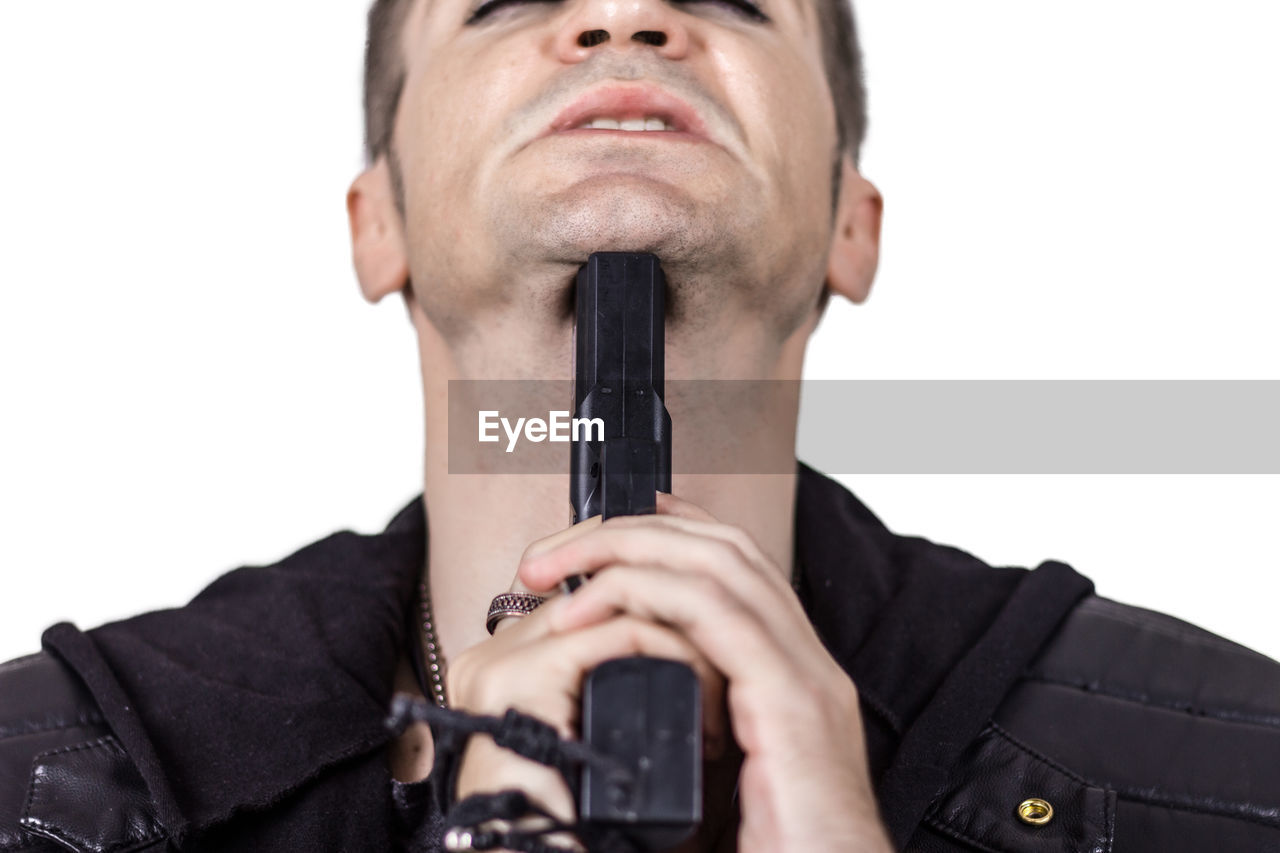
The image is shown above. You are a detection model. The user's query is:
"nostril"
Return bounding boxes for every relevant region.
[633,31,666,46]
[578,29,609,47]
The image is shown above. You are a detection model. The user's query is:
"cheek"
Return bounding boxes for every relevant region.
[716,41,838,311]
[400,47,536,226]
[770,55,837,200]
[395,71,486,255]
[712,40,835,199]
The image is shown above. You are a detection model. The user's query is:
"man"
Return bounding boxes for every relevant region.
[2,1,1278,852]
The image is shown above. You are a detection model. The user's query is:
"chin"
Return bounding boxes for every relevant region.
[527,178,750,274]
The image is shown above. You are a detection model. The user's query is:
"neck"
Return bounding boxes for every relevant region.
[411,288,817,664]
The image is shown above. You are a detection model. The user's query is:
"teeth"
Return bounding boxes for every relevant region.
[582,116,674,131]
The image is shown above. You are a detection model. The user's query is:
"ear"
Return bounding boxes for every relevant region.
[347,157,410,303]
[825,153,883,305]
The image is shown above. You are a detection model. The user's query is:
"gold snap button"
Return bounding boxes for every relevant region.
[1017,797,1054,826]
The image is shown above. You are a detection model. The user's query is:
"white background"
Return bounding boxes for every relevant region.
[1,2,1278,663]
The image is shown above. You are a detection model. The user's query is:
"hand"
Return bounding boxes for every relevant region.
[445,524,727,842]
[519,492,894,853]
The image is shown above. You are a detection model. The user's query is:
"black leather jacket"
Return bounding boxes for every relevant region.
[3,471,1279,852]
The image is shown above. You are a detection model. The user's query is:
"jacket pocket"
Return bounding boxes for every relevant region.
[921,723,1114,853]
[20,734,165,853]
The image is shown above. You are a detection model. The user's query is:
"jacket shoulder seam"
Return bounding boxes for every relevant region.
[1110,785,1280,831]
[0,655,45,677]
[0,711,107,744]
[1022,673,1280,730]
[1082,597,1271,660]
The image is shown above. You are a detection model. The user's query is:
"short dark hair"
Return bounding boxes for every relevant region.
[362,0,868,168]
[363,0,413,162]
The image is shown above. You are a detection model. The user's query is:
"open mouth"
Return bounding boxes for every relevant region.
[542,84,715,146]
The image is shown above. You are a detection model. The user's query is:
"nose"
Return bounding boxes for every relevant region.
[553,0,691,63]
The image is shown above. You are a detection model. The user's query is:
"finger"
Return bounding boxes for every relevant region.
[520,524,743,589]
[519,524,792,622]
[517,492,720,576]
[587,514,781,589]
[492,580,561,636]
[505,575,544,596]
[655,491,719,522]
[491,607,540,636]
[520,514,604,563]
[549,565,804,694]
[494,522,593,633]
[445,598,575,724]
[483,594,574,644]
[586,515,802,610]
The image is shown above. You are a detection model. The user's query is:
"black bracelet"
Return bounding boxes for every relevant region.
[385,694,643,853]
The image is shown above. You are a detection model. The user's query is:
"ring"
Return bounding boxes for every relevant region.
[486,592,547,635]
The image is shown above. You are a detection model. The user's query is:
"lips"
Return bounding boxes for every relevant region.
[541,83,714,144]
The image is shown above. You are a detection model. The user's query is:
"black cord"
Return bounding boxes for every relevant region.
[385,694,642,852]
[387,695,632,781]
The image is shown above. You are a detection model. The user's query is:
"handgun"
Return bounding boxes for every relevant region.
[566,253,701,851]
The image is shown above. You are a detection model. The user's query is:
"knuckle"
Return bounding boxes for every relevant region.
[605,614,667,653]
[806,669,858,716]
[707,538,748,571]
[448,644,479,678]
[724,526,765,563]
[447,644,512,710]
[693,572,735,611]
[618,617,650,653]
[797,677,827,706]
[444,647,480,702]
[589,564,632,595]
[519,541,541,564]
[832,673,863,714]
[610,563,643,585]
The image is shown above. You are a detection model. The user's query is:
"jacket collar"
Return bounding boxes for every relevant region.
[44,497,425,841]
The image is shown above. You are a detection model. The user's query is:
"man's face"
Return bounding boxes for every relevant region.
[388,0,841,344]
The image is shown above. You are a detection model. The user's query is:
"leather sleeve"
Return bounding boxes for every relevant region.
[912,595,1280,852]
[0,651,164,853]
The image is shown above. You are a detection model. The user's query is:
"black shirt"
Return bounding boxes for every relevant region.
[38,462,1092,850]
